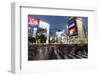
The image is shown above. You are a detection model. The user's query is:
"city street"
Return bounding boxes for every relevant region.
[28,16,88,61]
[28,44,88,60]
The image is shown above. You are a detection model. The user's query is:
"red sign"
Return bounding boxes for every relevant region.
[28,17,39,26]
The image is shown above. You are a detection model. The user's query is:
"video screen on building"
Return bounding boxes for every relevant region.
[68,22,78,36]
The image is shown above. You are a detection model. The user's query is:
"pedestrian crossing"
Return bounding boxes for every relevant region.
[50,49,88,59]
[28,44,88,60]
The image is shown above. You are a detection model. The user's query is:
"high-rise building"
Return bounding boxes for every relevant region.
[28,17,50,44]
[67,17,87,44]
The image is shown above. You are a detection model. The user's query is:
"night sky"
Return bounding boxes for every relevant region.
[28,15,88,35]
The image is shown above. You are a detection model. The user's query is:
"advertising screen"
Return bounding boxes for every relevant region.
[68,22,78,36]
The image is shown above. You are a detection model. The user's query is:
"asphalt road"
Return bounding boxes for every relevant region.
[28,44,88,60]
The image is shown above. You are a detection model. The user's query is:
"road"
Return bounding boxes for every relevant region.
[28,44,88,60]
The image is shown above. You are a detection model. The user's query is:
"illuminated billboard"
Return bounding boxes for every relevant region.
[28,17,39,28]
[68,21,78,36]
